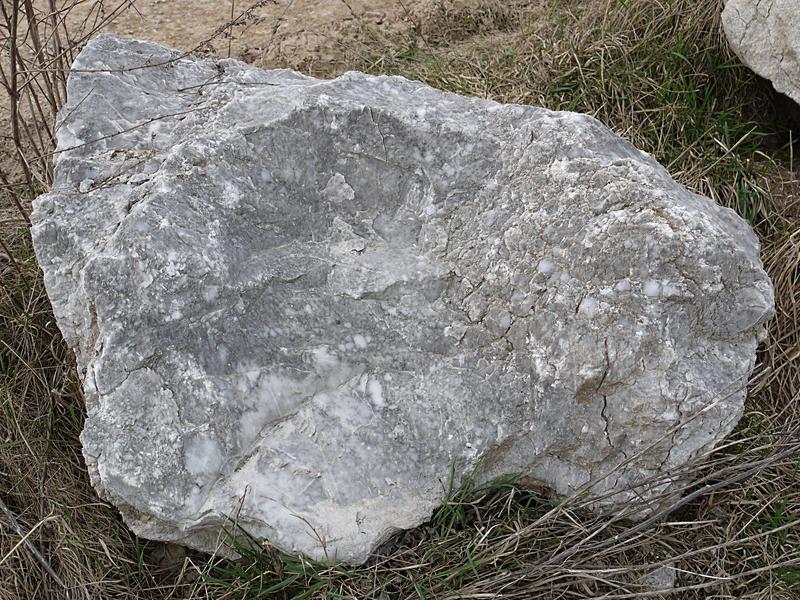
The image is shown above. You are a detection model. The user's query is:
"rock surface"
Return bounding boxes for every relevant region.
[32,34,774,564]
[722,0,800,105]
[641,564,677,592]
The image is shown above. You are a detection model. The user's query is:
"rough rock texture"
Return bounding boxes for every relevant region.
[32,34,774,564]
[641,564,677,592]
[722,0,800,105]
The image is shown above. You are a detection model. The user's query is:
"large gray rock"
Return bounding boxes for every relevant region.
[31,34,773,564]
[722,0,800,105]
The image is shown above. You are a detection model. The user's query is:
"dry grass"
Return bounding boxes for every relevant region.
[1,0,799,598]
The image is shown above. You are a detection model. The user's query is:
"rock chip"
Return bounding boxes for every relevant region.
[641,563,677,592]
[722,0,800,105]
[31,34,774,564]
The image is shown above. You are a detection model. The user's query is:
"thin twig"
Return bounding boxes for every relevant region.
[0,498,66,589]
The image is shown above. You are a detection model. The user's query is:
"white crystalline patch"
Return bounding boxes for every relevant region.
[643,280,661,297]
[367,377,384,408]
[660,280,683,297]
[313,346,338,367]
[57,125,83,150]
[185,436,223,476]
[163,250,183,277]
[222,180,242,208]
[537,259,556,274]
[323,173,356,202]
[204,285,219,301]
[353,334,368,349]
[615,279,631,292]
[578,296,599,318]
[548,158,572,178]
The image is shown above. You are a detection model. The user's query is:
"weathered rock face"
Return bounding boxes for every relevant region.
[722,0,800,106]
[32,34,773,564]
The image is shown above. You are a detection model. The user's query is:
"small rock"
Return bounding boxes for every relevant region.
[641,564,677,592]
[722,0,800,106]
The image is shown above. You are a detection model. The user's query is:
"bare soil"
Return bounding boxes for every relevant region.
[76,0,422,77]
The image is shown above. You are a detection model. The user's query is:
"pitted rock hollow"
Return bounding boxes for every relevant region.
[31,34,774,564]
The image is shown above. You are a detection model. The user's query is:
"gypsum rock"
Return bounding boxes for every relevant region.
[722,0,800,106]
[31,34,774,564]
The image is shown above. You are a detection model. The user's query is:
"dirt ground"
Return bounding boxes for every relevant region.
[72,0,431,76]
[99,0,520,74]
